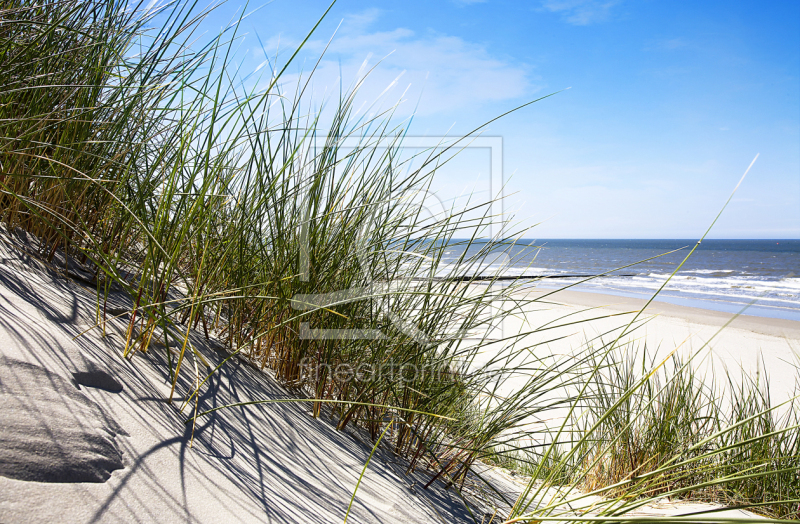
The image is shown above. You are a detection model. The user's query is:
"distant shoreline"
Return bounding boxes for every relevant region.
[518,286,800,339]
[443,238,800,322]
[531,282,800,323]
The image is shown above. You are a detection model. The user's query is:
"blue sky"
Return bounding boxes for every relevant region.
[212,0,798,238]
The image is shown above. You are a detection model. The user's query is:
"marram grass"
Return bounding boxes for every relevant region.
[492,348,800,520]
[1,1,798,522]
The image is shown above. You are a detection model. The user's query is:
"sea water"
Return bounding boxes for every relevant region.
[439,239,800,321]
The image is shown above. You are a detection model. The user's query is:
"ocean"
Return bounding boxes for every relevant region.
[439,239,800,321]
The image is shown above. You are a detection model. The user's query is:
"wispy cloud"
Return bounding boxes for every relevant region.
[541,0,622,25]
[257,10,533,117]
[340,8,382,32]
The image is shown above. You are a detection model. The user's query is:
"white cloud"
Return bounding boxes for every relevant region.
[541,0,622,25]
[256,10,533,118]
[339,8,382,32]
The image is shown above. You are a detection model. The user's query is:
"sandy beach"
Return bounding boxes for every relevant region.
[0,232,782,522]
[3,0,798,520]
[494,287,800,402]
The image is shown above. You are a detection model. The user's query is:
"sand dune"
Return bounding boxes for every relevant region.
[0,230,786,522]
[0,232,486,523]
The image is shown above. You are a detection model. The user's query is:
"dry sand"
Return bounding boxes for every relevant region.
[496,287,800,401]
[0,228,788,522]
[0,231,490,524]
